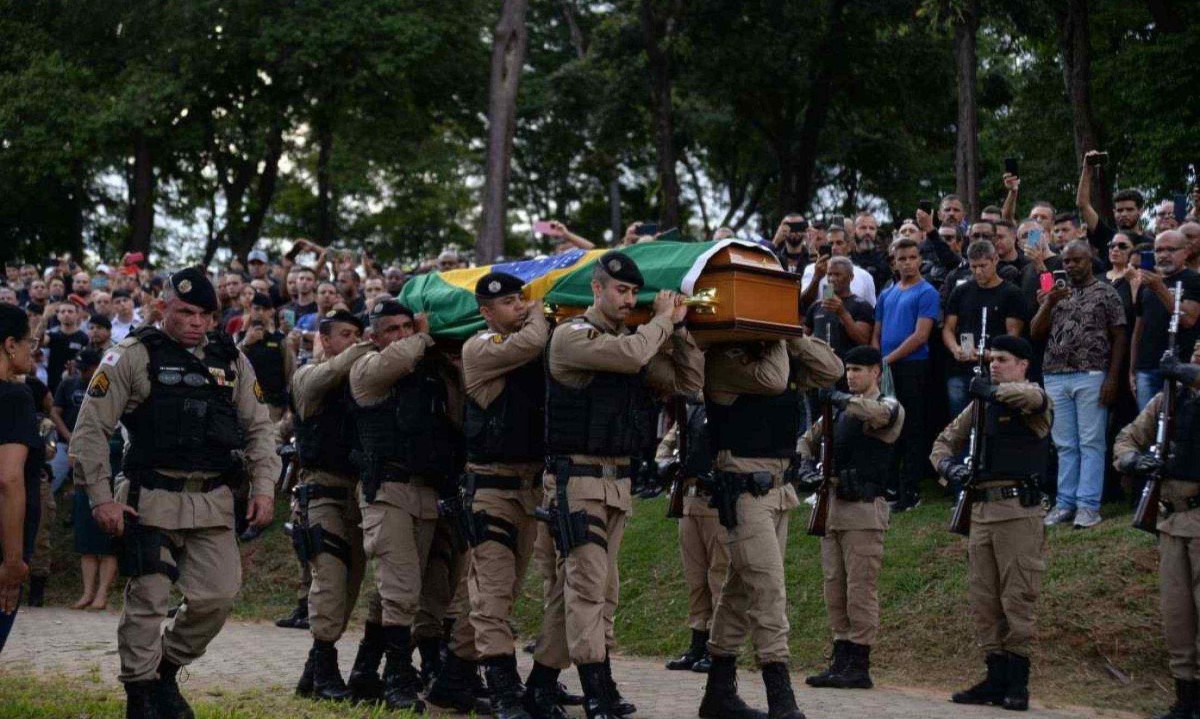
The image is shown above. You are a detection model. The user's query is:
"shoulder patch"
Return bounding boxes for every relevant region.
[100,349,122,367]
[491,333,507,344]
[253,379,265,403]
[87,371,110,398]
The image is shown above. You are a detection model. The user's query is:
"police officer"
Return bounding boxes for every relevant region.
[237,292,295,422]
[349,299,462,713]
[543,250,704,719]
[288,309,383,701]
[698,335,842,719]
[797,345,903,690]
[658,398,728,674]
[930,334,1050,712]
[1114,349,1200,719]
[70,268,280,719]
[431,272,548,719]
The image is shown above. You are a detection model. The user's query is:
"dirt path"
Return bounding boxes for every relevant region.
[2,607,1132,718]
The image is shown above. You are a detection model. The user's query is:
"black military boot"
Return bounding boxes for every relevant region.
[27,576,46,607]
[347,621,385,702]
[577,662,618,719]
[761,662,805,719]
[1154,679,1200,719]
[523,661,571,719]
[699,654,767,719]
[804,640,850,687]
[427,651,480,712]
[485,655,533,719]
[416,635,443,688]
[310,640,351,701]
[274,598,309,629]
[692,648,713,673]
[666,629,708,670]
[825,642,873,689]
[603,653,636,715]
[155,659,195,719]
[124,680,161,719]
[382,625,426,713]
[295,649,315,697]
[1001,652,1030,711]
[951,652,1008,705]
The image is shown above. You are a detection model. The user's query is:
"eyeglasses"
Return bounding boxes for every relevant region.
[1107,242,1132,250]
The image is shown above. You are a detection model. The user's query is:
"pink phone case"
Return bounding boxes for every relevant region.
[1039,272,1054,293]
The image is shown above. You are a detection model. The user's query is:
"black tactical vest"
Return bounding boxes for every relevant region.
[545,320,653,457]
[354,358,461,480]
[241,330,288,406]
[121,328,246,473]
[294,382,356,474]
[706,355,804,459]
[680,400,714,477]
[465,355,545,464]
[832,406,894,489]
[981,399,1049,480]
[1167,388,1200,482]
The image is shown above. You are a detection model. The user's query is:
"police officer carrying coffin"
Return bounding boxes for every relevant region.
[930,335,1051,712]
[1114,349,1200,719]
[349,299,462,713]
[288,309,385,702]
[69,268,280,719]
[796,345,903,691]
[542,250,704,719]
[699,335,842,719]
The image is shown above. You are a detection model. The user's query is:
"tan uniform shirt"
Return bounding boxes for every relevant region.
[70,332,280,530]
[798,388,904,531]
[291,340,374,488]
[547,306,705,509]
[1114,389,1200,536]
[930,381,1052,524]
[462,310,549,493]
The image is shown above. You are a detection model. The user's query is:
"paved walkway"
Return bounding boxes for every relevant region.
[2,607,1130,718]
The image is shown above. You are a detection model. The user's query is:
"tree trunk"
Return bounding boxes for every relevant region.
[315,114,336,247]
[478,0,530,265]
[1056,0,1110,220]
[235,124,286,259]
[127,132,155,254]
[639,0,682,230]
[953,0,981,221]
[791,0,848,215]
[609,177,622,243]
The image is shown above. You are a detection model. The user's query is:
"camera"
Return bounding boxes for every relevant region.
[1052,269,1067,289]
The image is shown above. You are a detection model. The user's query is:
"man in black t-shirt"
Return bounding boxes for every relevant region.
[1130,230,1200,409]
[805,257,874,360]
[1077,152,1155,261]
[41,302,89,393]
[941,241,1027,418]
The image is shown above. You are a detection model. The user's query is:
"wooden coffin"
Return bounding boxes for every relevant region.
[553,244,803,344]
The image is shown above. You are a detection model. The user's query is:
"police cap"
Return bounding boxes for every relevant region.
[250,292,273,309]
[474,272,524,302]
[990,334,1032,361]
[370,299,415,321]
[596,251,644,287]
[843,345,882,367]
[320,309,365,332]
[167,267,219,312]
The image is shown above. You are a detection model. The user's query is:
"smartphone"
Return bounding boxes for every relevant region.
[786,220,808,233]
[280,308,296,327]
[918,199,933,215]
[533,220,558,236]
[1004,157,1019,175]
[635,222,658,237]
[821,283,835,301]
[818,243,833,257]
[1026,228,1043,248]
[959,332,975,353]
[1174,193,1188,223]
[1039,272,1054,294]
[1139,249,1156,271]
[1086,152,1108,167]
[1052,269,1068,288]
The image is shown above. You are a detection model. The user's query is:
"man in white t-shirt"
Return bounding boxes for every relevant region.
[800,226,878,308]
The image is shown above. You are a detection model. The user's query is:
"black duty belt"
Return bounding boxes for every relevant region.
[716,470,782,495]
[1161,495,1200,517]
[974,486,1021,503]
[131,472,235,493]
[300,484,351,501]
[463,473,531,491]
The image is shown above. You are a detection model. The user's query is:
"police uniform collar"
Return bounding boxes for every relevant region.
[583,306,623,335]
[858,387,882,401]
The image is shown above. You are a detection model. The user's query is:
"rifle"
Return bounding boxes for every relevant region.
[950,306,989,536]
[665,396,687,519]
[1133,281,1183,534]
[806,394,834,537]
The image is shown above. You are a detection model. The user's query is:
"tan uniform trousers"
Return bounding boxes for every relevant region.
[465,486,540,658]
[968,515,1046,657]
[288,496,313,601]
[361,489,439,628]
[302,471,368,643]
[708,485,795,665]
[533,521,570,669]
[820,529,884,645]
[31,478,55,577]
[1159,529,1200,679]
[414,516,467,641]
[117,526,240,682]
[680,496,728,632]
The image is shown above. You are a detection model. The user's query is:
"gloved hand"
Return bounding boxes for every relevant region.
[968,376,995,401]
[1118,451,1162,478]
[787,458,821,490]
[1161,354,1200,386]
[938,457,972,486]
[818,388,852,409]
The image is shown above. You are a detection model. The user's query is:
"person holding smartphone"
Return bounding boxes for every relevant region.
[1077,150,1154,258]
[772,214,810,274]
[1128,230,1200,410]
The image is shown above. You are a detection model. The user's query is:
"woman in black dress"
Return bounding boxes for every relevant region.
[0,303,41,652]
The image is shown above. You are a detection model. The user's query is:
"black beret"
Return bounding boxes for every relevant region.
[596,250,644,287]
[990,334,1032,361]
[250,292,273,309]
[843,345,882,367]
[370,299,415,321]
[88,314,111,329]
[475,271,524,301]
[168,267,219,312]
[320,309,365,332]
[76,348,102,368]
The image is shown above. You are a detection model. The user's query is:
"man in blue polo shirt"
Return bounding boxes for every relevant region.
[872,237,941,511]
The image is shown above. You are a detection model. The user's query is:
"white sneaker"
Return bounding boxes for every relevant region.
[1043,507,1076,526]
[1073,508,1102,529]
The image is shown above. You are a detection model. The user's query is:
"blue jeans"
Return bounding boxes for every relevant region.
[1136,369,1164,411]
[947,374,971,421]
[1045,372,1109,512]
